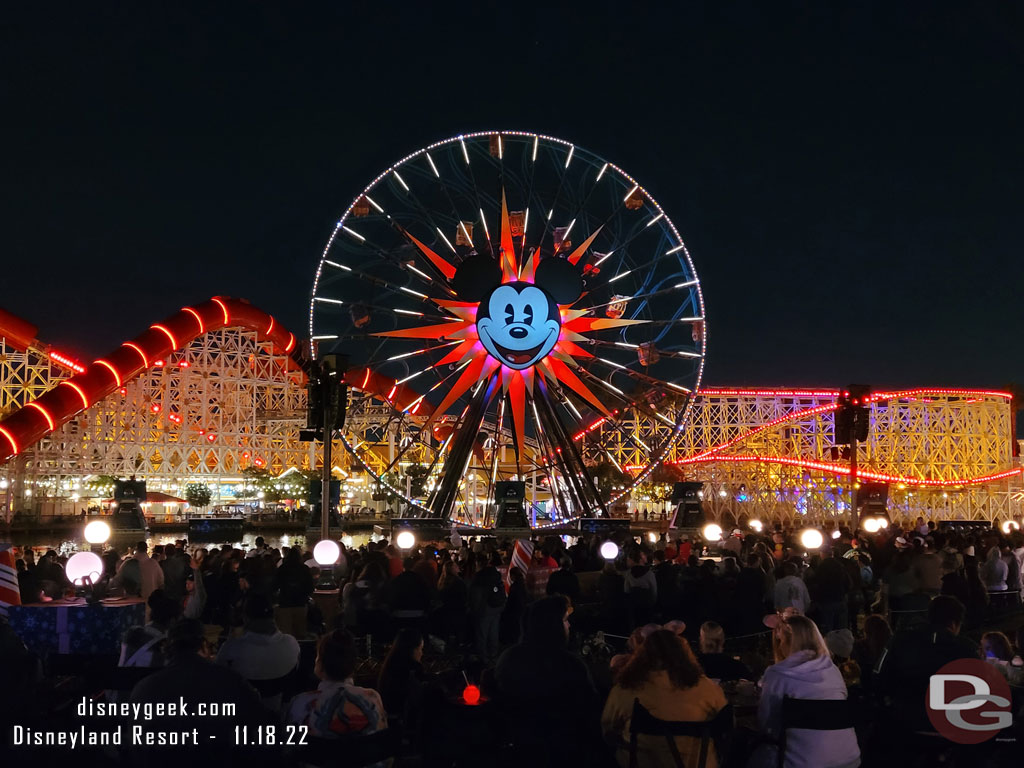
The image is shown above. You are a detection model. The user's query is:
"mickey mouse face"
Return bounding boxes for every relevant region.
[451,251,584,370]
[476,283,561,370]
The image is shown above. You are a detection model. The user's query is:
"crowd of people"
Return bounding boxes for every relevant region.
[4,519,1024,766]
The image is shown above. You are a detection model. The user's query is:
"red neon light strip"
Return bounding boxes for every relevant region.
[674,453,1023,488]
[866,388,1014,402]
[26,401,55,430]
[679,402,840,464]
[285,333,295,353]
[94,359,122,386]
[696,386,1013,401]
[699,388,840,398]
[123,342,149,367]
[182,307,204,333]
[151,324,178,349]
[265,317,275,335]
[60,380,90,410]
[212,298,230,325]
[0,425,18,455]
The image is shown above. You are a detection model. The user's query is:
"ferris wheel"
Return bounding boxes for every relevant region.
[309,131,705,524]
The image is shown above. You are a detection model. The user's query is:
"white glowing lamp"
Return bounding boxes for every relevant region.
[748,519,763,533]
[313,539,340,566]
[66,551,104,585]
[395,530,416,550]
[600,541,619,560]
[831,529,841,539]
[863,518,880,533]
[800,529,824,550]
[1001,520,1020,535]
[84,520,111,545]
[877,518,889,529]
[702,523,723,542]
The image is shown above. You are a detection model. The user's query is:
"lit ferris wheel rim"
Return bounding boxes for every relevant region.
[309,130,706,519]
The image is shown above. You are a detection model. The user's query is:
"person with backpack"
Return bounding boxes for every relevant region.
[469,552,506,661]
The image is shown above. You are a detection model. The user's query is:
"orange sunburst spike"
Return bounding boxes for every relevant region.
[562,316,648,333]
[422,355,489,431]
[520,247,539,282]
[551,349,582,368]
[499,190,518,281]
[400,227,457,279]
[372,321,471,339]
[566,226,604,266]
[522,366,536,396]
[433,303,477,322]
[540,358,610,416]
[555,339,594,359]
[509,371,526,454]
[433,339,479,367]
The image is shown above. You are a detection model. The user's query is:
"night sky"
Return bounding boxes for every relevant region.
[2,3,1021,394]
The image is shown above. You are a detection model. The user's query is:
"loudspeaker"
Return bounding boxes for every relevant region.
[858,482,888,512]
[494,481,526,501]
[114,479,146,502]
[671,482,703,502]
[309,480,341,506]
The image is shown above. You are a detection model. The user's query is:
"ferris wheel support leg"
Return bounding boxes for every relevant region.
[426,380,496,521]
[534,381,610,519]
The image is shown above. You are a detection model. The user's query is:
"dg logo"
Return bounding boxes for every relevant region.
[926,658,1013,744]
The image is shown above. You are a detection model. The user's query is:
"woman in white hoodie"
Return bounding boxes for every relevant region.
[751,614,860,768]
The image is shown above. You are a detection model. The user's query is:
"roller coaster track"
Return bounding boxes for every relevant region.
[0,297,301,463]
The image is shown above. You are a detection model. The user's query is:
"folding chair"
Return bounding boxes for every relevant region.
[628,698,733,768]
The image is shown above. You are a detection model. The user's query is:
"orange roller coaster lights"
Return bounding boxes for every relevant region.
[26,402,55,431]
[60,380,90,410]
[151,324,178,350]
[0,426,17,454]
[123,342,149,367]
[182,307,205,333]
[212,298,230,325]
[94,359,122,386]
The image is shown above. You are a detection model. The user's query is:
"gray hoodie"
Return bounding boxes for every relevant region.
[752,650,860,768]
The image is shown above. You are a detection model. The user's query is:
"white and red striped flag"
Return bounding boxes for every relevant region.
[0,546,21,617]
[506,538,534,589]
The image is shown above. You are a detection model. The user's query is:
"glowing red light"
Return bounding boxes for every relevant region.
[151,404,161,413]
[462,685,481,705]
[182,306,205,333]
[0,425,19,455]
[212,297,230,325]
[49,351,87,374]
[207,434,216,442]
[179,361,189,368]
[255,458,264,467]
[154,360,165,367]
[27,401,55,430]
[119,387,127,396]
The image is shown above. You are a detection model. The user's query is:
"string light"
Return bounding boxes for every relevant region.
[48,351,86,373]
